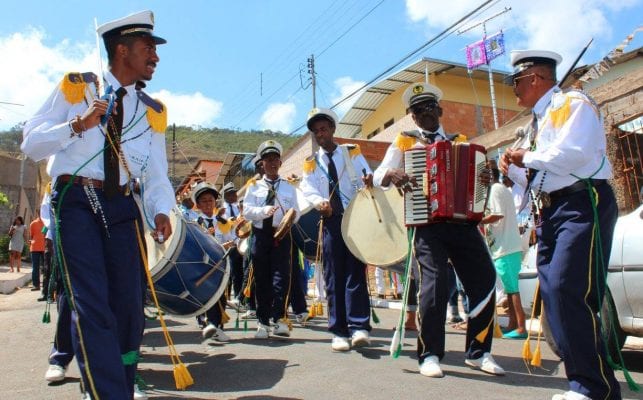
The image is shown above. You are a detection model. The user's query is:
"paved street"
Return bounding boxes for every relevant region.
[1,275,642,400]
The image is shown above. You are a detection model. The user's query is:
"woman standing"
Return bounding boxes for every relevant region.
[8,216,26,272]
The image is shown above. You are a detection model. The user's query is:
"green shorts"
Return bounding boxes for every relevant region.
[494,251,522,294]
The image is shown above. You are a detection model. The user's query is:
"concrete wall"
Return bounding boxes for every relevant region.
[0,154,40,230]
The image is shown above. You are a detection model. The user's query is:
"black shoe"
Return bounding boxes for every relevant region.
[31,287,40,291]
[37,296,47,302]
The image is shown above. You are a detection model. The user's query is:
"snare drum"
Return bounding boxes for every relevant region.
[144,207,230,317]
[341,187,407,268]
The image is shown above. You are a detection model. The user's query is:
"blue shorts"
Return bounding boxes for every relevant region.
[494,251,522,294]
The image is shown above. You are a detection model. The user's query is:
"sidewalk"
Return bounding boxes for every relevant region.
[0,262,34,294]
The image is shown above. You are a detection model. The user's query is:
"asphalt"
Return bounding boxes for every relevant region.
[1,265,642,400]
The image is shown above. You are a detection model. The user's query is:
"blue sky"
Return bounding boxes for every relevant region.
[0,0,641,133]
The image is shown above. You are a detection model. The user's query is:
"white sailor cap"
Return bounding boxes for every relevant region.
[402,82,443,109]
[222,182,237,194]
[504,50,562,84]
[97,10,166,45]
[257,140,283,158]
[191,181,219,204]
[306,107,339,130]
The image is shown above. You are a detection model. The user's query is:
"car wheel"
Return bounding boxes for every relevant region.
[600,288,627,363]
[540,315,561,358]
[540,289,627,362]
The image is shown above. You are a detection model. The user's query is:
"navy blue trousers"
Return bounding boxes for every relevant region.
[413,222,496,363]
[31,251,43,288]
[322,215,371,337]
[49,279,75,368]
[52,184,144,399]
[537,183,620,399]
[289,249,308,315]
[251,227,291,325]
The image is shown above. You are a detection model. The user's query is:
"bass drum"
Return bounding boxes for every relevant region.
[144,206,230,317]
[341,187,407,268]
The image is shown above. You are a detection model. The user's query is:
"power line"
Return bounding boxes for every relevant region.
[287,0,498,134]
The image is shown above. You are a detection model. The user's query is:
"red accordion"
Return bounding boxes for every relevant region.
[404,141,488,226]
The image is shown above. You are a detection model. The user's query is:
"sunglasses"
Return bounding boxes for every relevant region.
[512,73,549,88]
[411,102,439,114]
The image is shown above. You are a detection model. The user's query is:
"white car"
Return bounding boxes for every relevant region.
[518,204,643,358]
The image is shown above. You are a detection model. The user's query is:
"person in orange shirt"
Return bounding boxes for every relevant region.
[29,210,46,291]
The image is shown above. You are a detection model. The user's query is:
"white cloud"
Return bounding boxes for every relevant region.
[0,28,223,130]
[259,102,296,133]
[331,76,366,118]
[152,89,222,127]
[404,0,641,74]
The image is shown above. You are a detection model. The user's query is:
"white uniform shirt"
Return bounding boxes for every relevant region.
[243,177,300,229]
[21,71,175,218]
[373,127,447,187]
[300,144,372,208]
[486,182,523,259]
[507,86,612,193]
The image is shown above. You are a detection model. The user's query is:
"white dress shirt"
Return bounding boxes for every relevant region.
[300,144,372,208]
[21,71,175,218]
[243,177,301,228]
[507,86,612,193]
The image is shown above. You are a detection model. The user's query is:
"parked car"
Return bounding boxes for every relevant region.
[518,204,643,359]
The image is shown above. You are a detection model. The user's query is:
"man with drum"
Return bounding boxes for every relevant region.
[21,11,174,398]
[373,82,504,378]
[219,182,245,303]
[300,108,373,352]
[243,140,301,339]
[192,182,232,343]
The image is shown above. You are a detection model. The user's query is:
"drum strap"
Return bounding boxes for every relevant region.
[314,154,350,205]
[339,145,359,191]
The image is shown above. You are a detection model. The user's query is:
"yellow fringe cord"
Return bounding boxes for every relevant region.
[135,221,193,390]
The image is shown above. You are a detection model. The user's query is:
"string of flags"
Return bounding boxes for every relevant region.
[578,26,642,83]
[465,31,505,70]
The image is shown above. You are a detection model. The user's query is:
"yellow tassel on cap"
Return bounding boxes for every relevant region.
[60,73,88,105]
[146,101,167,133]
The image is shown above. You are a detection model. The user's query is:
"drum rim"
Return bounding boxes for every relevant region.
[148,207,186,276]
[341,186,407,267]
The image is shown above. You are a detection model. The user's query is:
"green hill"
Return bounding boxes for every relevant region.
[0,124,302,182]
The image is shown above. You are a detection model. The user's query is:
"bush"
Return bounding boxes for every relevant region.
[0,235,9,263]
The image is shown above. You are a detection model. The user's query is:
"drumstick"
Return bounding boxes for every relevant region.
[363,168,382,223]
[195,248,232,287]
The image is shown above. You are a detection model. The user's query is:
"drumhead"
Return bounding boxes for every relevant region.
[341,187,407,267]
[296,187,313,215]
[238,237,249,256]
[144,206,184,275]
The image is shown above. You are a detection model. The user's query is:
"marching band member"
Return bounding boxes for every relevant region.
[300,108,373,352]
[192,182,231,343]
[373,82,504,378]
[218,182,245,301]
[243,140,300,338]
[22,10,173,399]
[500,50,619,400]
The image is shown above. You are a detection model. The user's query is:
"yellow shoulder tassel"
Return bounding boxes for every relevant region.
[348,144,361,157]
[146,100,168,133]
[394,133,417,152]
[217,220,232,234]
[549,95,571,129]
[303,157,316,174]
[60,73,88,105]
[454,134,468,143]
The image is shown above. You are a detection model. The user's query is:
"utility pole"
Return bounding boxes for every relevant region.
[171,123,176,182]
[307,54,317,108]
[458,7,511,130]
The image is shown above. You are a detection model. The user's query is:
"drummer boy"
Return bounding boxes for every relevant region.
[242,140,301,339]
